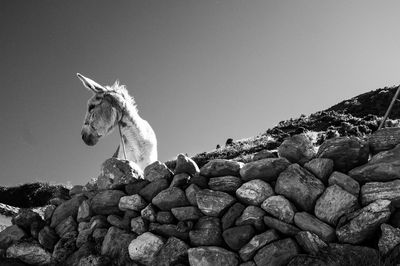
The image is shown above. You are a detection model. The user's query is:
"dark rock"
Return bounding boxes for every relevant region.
[189,216,222,246]
[235,206,266,231]
[185,184,200,207]
[107,214,130,230]
[131,216,148,235]
[197,189,236,217]
[188,174,208,188]
[99,157,143,188]
[236,179,274,206]
[361,180,400,207]
[304,158,334,183]
[221,202,245,231]
[90,190,125,215]
[174,153,200,176]
[125,180,149,195]
[52,231,78,263]
[92,228,108,246]
[188,246,239,266]
[64,242,94,266]
[170,173,190,188]
[368,127,400,154]
[295,231,328,255]
[156,211,175,224]
[223,225,255,251]
[294,212,336,242]
[287,255,330,266]
[128,232,164,265]
[89,215,110,231]
[200,159,244,177]
[328,171,360,196]
[278,134,316,165]
[171,206,203,221]
[0,225,27,249]
[149,223,190,241]
[254,238,300,266]
[69,185,84,197]
[43,205,56,223]
[261,195,296,224]
[141,204,157,222]
[317,136,369,173]
[152,187,188,210]
[77,200,92,223]
[389,208,400,228]
[30,219,46,240]
[238,229,280,262]
[253,150,277,161]
[38,226,59,251]
[76,228,92,249]
[139,178,169,202]
[240,158,291,182]
[263,216,300,236]
[12,209,42,232]
[118,194,147,211]
[275,164,325,212]
[327,243,382,266]
[78,254,111,266]
[144,161,173,182]
[152,236,189,266]
[55,216,77,237]
[208,176,242,193]
[101,226,135,265]
[378,223,400,256]
[6,240,52,265]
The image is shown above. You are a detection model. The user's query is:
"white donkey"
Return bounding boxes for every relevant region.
[77,73,157,171]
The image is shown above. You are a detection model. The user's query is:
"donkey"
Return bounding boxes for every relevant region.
[77,73,157,171]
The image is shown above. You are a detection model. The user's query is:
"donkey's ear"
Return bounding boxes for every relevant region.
[77,73,107,93]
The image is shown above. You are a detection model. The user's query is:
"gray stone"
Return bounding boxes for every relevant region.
[275,164,325,212]
[171,206,203,221]
[128,232,164,265]
[304,158,334,183]
[6,241,52,266]
[235,206,266,231]
[64,242,94,266]
[38,226,59,251]
[263,216,300,236]
[152,236,189,266]
[76,228,92,248]
[295,231,328,255]
[378,223,400,256]
[253,150,277,161]
[107,214,130,230]
[44,205,56,223]
[156,211,175,224]
[314,185,359,226]
[222,202,245,231]
[77,200,92,223]
[149,223,190,241]
[12,209,43,232]
[278,134,316,165]
[69,185,84,197]
[188,246,239,266]
[144,161,173,182]
[197,189,236,217]
[99,157,143,187]
[317,136,369,173]
[0,225,27,250]
[174,153,200,176]
[236,179,274,206]
[170,173,190,188]
[185,184,200,207]
[101,226,135,264]
[200,159,244,177]
[336,199,393,244]
[261,195,296,224]
[328,171,360,196]
[55,216,77,237]
[78,254,111,266]
[240,158,291,182]
[189,216,222,246]
[368,127,400,154]
[52,231,78,263]
[223,225,255,251]
[294,212,336,242]
[239,229,280,262]
[152,187,188,210]
[254,238,300,266]
[125,180,149,195]
[361,180,400,207]
[141,204,157,222]
[91,190,126,215]
[131,216,148,235]
[208,176,242,193]
[139,178,169,202]
[119,194,147,211]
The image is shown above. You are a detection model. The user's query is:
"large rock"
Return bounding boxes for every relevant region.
[149,223,190,241]
[38,226,59,251]
[336,199,393,244]
[152,187,188,210]
[317,136,369,173]
[263,216,300,236]
[101,226,135,265]
[189,216,222,246]
[208,176,242,193]
[6,241,52,265]
[294,212,336,242]
[261,195,296,224]
[278,134,316,165]
[174,153,200,176]
[0,225,27,250]
[200,159,244,177]
[349,144,400,182]
[188,246,239,266]
[254,238,300,266]
[196,189,236,217]
[55,216,77,237]
[144,161,173,182]
[235,206,266,231]
[152,236,189,266]
[361,180,400,207]
[222,225,255,251]
[52,231,78,263]
[240,158,290,182]
[99,157,143,188]
[314,185,359,226]
[328,171,360,196]
[236,179,274,206]
[326,243,382,266]
[368,127,400,154]
[304,158,334,183]
[171,206,202,221]
[139,178,169,202]
[128,232,164,265]
[221,202,245,230]
[185,184,201,207]
[77,200,92,223]
[12,209,42,232]
[378,223,400,256]
[239,229,280,262]
[118,194,147,211]
[275,164,325,212]
[90,190,125,215]
[50,195,86,228]
[295,231,328,255]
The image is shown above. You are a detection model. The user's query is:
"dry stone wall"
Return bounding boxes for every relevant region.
[2,128,400,265]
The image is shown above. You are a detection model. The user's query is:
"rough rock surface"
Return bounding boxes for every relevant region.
[369,127,400,154]
[128,232,164,265]
[254,238,300,266]
[277,134,316,165]
[361,179,400,207]
[294,212,336,242]
[200,159,243,177]
[240,158,290,182]
[6,241,52,265]
[174,153,200,176]
[152,187,188,210]
[0,225,27,249]
[188,246,239,266]
[378,223,400,256]
[238,229,280,262]
[328,171,360,196]
[304,158,334,183]
[261,195,296,224]
[222,225,255,251]
[208,176,242,193]
[236,179,274,206]
[50,195,86,228]
[90,190,125,215]
[295,231,328,255]
[144,161,173,182]
[196,189,236,217]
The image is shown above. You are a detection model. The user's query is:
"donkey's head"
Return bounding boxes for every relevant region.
[77,73,128,146]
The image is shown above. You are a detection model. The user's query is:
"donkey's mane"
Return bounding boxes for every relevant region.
[106,81,137,113]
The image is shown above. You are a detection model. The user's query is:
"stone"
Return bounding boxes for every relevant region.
[152,187,188,210]
[238,229,280,262]
[389,208,400,228]
[69,185,84,197]
[125,180,149,195]
[222,202,245,231]
[77,200,92,223]
[314,185,359,226]
[156,211,175,224]
[99,157,143,187]
[30,219,46,240]
[174,153,200,176]
[200,159,244,177]
[38,226,59,251]
[139,178,169,202]
[278,134,316,165]
[107,214,130,230]
[235,206,266,231]
[144,161,173,182]
[52,231,78,263]
[208,176,242,193]
[261,195,296,224]
[101,226,135,264]
[378,223,400,256]
[92,228,108,246]
[336,199,393,244]
[76,228,92,248]
[94,175,113,190]
[253,150,277,161]
[12,209,42,232]
[361,180,400,207]
[263,216,300,236]
[223,225,255,251]
[149,223,190,241]
[185,184,201,206]
[188,246,239,266]
[328,171,360,196]
[90,190,125,215]
[275,164,325,212]
[253,238,300,266]
[236,179,274,206]
[55,216,77,237]
[44,205,56,223]
[131,216,148,235]
[240,158,291,182]
[349,144,400,182]
[152,236,190,266]
[0,225,27,249]
[368,127,400,154]
[141,204,157,222]
[317,136,369,173]
[294,212,336,242]
[78,222,89,232]
[89,215,109,231]
[171,206,203,221]
[295,231,328,255]
[197,189,236,217]
[170,173,190,188]
[287,255,329,266]
[188,174,208,188]
[189,216,222,246]
[128,232,164,265]
[118,194,147,211]
[6,241,52,265]
[327,243,381,266]
[78,254,111,266]
[304,158,334,183]
[64,242,94,266]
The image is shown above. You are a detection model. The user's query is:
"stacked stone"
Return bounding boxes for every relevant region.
[3,130,400,265]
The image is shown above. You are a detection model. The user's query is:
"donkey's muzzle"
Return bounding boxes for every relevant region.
[82,132,98,146]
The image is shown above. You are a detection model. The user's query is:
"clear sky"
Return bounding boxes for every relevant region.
[1,0,400,186]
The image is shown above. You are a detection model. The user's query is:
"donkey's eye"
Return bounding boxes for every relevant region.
[88,105,95,111]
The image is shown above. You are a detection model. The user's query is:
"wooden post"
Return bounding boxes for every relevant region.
[378,85,400,130]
